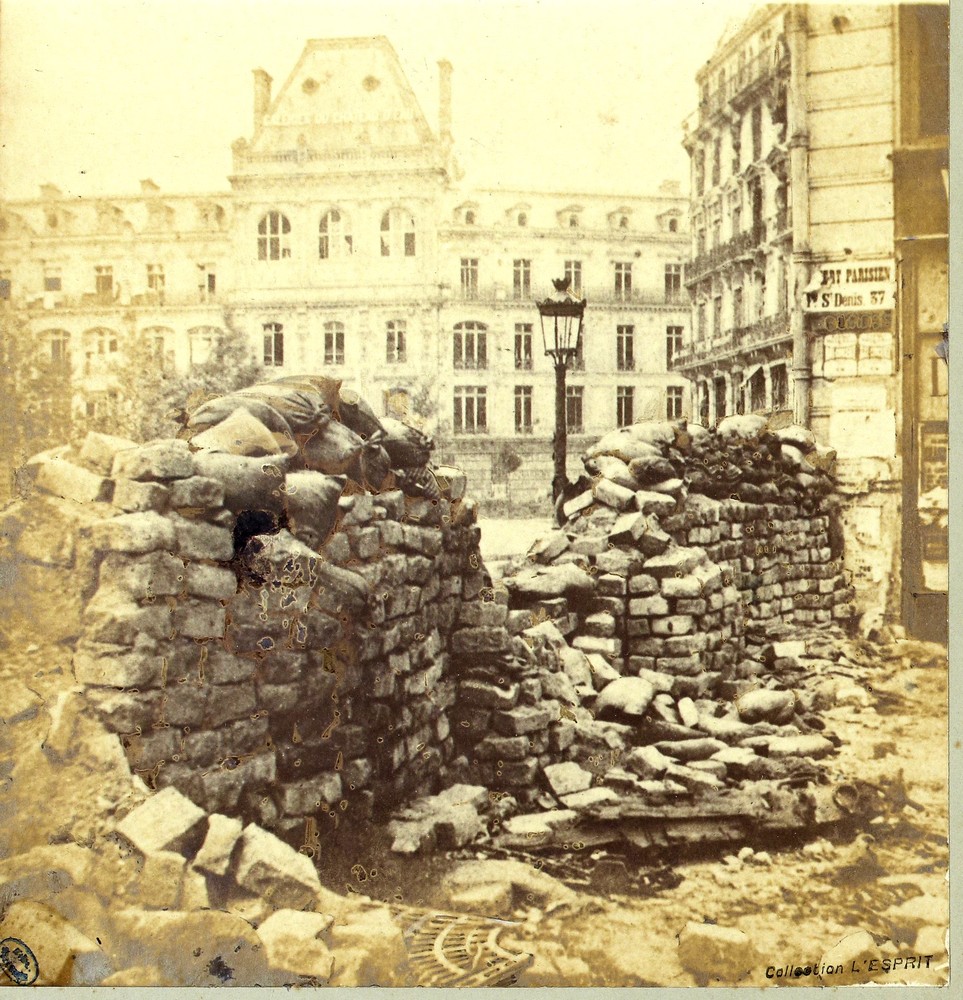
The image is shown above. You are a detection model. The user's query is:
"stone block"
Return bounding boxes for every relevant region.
[185,563,237,599]
[493,705,555,736]
[572,635,621,657]
[678,921,755,982]
[625,744,674,778]
[628,573,660,595]
[608,511,648,546]
[116,785,207,857]
[328,908,409,986]
[79,430,138,474]
[562,489,595,519]
[100,550,184,598]
[459,679,519,710]
[661,575,703,598]
[765,734,834,759]
[279,774,342,814]
[651,615,696,636]
[539,670,579,706]
[111,478,171,512]
[90,511,176,554]
[73,641,167,688]
[35,458,112,505]
[112,439,194,481]
[628,594,669,617]
[735,688,796,724]
[655,737,728,761]
[0,901,112,985]
[173,599,227,639]
[170,476,224,510]
[257,909,334,982]
[234,823,323,910]
[171,513,234,561]
[561,786,620,810]
[544,761,593,796]
[594,548,642,577]
[192,813,244,877]
[475,734,531,761]
[451,626,513,656]
[644,546,707,577]
[594,477,636,510]
[527,530,570,565]
[634,490,677,515]
[83,598,172,645]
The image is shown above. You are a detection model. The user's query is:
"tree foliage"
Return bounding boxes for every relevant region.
[0,312,73,497]
[79,317,263,443]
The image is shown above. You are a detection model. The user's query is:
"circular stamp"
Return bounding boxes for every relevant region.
[0,938,39,985]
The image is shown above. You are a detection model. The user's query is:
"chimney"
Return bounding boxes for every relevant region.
[253,68,273,131]
[438,59,453,141]
[140,178,160,194]
[40,183,62,200]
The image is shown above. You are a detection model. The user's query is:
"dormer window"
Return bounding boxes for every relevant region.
[465,210,476,225]
[518,212,528,227]
[569,214,579,228]
[619,216,629,230]
[669,218,679,232]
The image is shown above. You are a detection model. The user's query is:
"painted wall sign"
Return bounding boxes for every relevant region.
[804,260,896,312]
[806,310,893,334]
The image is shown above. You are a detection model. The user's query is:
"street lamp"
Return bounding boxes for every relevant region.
[537,277,587,504]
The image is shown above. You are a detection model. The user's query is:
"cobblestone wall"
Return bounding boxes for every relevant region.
[3,432,488,846]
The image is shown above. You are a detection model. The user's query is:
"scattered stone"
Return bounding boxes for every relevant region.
[654,738,727,762]
[735,688,796,724]
[193,814,245,877]
[256,909,335,982]
[766,734,835,759]
[234,823,323,910]
[328,908,409,986]
[561,786,619,810]
[677,921,754,983]
[595,676,656,717]
[818,930,879,985]
[35,459,112,505]
[507,563,596,600]
[544,761,594,796]
[624,745,674,779]
[116,786,207,857]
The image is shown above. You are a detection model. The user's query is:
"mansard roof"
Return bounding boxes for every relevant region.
[250,36,436,156]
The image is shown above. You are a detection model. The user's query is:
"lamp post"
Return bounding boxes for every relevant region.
[537,278,587,504]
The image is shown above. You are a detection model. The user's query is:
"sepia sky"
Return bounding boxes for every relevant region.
[0,0,748,201]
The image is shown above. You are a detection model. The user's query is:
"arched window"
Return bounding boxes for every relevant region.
[453,321,487,370]
[386,320,407,364]
[82,327,119,376]
[319,209,352,259]
[263,322,284,367]
[619,215,629,230]
[257,211,291,261]
[569,214,579,228]
[464,209,476,225]
[324,321,345,365]
[380,209,416,257]
[188,325,223,366]
[668,217,679,232]
[517,212,528,227]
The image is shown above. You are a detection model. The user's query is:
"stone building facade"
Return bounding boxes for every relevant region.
[672,3,948,640]
[0,36,689,505]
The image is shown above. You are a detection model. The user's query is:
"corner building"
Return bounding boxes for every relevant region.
[673,4,948,639]
[0,36,689,505]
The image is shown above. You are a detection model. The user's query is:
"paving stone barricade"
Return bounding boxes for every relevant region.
[430,415,857,826]
[2,383,493,847]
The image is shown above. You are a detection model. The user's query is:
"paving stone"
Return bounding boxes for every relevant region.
[678,922,755,982]
[643,546,707,577]
[625,744,674,778]
[595,676,656,717]
[37,454,112,507]
[594,477,636,510]
[185,563,237,599]
[544,761,594,796]
[112,439,194,481]
[459,679,519,710]
[234,823,323,910]
[0,901,112,985]
[170,476,225,509]
[493,705,555,736]
[735,688,796,724]
[100,550,184,598]
[116,785,207,857]
[90,511,176,554]
[73,641,167,688]
[765,734,834,759]
[192,813,244,877]
[171,513,235,561]
[78,430,138,474]
[328,907,409,986]
[655,737,728,761]
[256,909,334,981]
[173,599,227,639]
[560,787,620,810]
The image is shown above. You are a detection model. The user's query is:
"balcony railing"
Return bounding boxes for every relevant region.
[670,309,791,369]
[685,48,790,134]
[685,223,767,284]
[21,289,220,311]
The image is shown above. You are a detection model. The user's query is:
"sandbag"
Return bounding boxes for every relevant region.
[336,388,385,442]
[359,443,392,492]
[584,429,663,464]
[301,419,365,476]
[628,454,678,486]
[584,454,636,491]
[187,394,294,437]
[270,374,342,411]
[379,416,433,468]
[189,407,288,457]
[283,471,346,549]
[235,384,332,435]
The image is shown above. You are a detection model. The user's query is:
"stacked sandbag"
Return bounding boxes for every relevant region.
[185,374,439,505]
